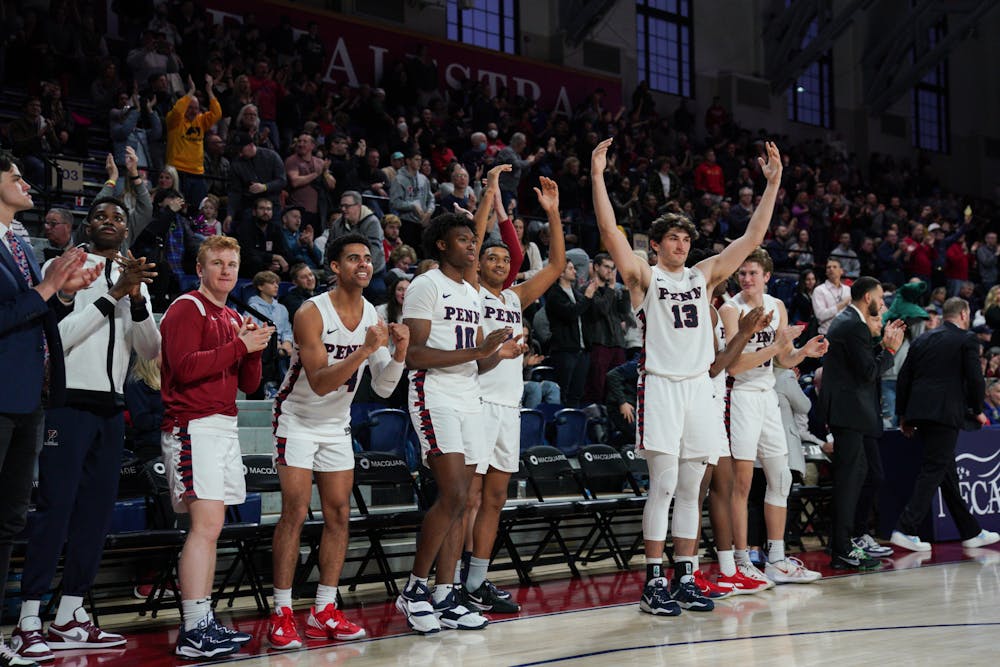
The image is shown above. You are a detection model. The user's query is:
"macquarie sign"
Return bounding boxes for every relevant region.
[932,428,1000,541]
[201,0,620,114]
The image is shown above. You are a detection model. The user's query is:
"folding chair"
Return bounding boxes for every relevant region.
[575,445,646,567]
[519,408,546,451]
[358,408,410,461]
[551,408,589,457]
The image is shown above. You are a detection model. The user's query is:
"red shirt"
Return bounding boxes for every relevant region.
[249,76,284,121]
[160,291,263,430]
[903,238,936,278]
[945,242,970,280]
[694,161,724,196]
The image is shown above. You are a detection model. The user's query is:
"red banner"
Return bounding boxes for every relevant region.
[201,0,621,114]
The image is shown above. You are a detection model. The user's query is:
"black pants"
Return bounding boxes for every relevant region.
[21,406,125,599]
[0,409,44,614]
[550,349,589,408]
[897,422,980,541]
[829,428,882,555]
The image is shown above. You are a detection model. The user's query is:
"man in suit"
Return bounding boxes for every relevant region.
[820,276,905,570]
[544,261,593,407]
[0,151,101,667]
[891,297,1000,552]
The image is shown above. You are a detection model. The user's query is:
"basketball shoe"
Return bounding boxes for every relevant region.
[45,608,126,650]
[432,587,488,630]
[692,571,731,599]
[9,619,52,663]
[765,557,822,584]
[831,545,881,571]
[175,617,239,660]
[715,570,770,595]
[305,604,366,640]
[267,607,303,650]
[639,577,681,616]
[395,580,440,635]
[736,561,775,590]
[852,534,893,558]
[0,640,36,667]
[208,612,251,647]
[463,580,520,613]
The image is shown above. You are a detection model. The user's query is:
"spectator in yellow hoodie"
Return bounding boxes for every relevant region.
[166,74,222,212]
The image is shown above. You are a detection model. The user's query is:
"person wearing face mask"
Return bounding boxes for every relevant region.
[462,132,489,178]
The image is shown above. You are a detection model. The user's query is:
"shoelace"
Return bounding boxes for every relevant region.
[860,534,880,549]
[483,581,503,598]
[275,611,297,635]
[0,644,21,660]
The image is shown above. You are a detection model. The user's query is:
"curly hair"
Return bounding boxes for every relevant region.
[650,213,698,244]
[422,212,473,261]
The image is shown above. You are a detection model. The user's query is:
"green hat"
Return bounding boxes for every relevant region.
[883,280,930,323]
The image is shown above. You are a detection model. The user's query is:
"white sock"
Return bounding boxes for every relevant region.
[767,539,785,564]
[674,556,697,583]
[466,556,490,592]
[182,598,212,631]
[18,601,41,628]
[454,560,462,585]
[717,550,737,577]
[54,596,84,626]
[273,587,292,612]
[406,573,428,592]
[431,584,454,604]
[315,584,338,610]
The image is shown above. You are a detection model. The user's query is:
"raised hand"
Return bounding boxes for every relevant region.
[737,306,772,337]
[363,319,390,353]
[388,322,410,361]
[497,332,528,359]
[758,141,782,185]
[105,153,118,181]
[110,251,157,300]
[533,176,560,214]
[486,163,511,191]
[882,318,906,351]
[478,327,513,357]
[124,146,139,177]
[591,138,613,174]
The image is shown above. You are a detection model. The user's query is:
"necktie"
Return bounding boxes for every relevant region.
[6,229,51,398]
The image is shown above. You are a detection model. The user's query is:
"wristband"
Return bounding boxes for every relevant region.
[884,345,896,355]
[104,179,117,187]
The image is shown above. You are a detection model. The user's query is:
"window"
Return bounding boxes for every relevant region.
[786,6,833,127]
[635,0,693,97]
[446,0,517,55]
[912,20,949,153]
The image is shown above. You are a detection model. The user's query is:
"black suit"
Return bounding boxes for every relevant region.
[895,321,986,540]
[820,306,894,556]
[545,282,591,407]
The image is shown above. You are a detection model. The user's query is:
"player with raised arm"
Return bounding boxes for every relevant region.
[395,213,524,635]
[719,248,827,586]
[267,232,408,649]
[458,166,566,612]
[591,137,783,616]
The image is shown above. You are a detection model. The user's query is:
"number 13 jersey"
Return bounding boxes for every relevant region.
[403,269,483,412]
[638,265,714,380]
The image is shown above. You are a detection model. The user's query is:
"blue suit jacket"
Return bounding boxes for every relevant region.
[0,233,69,413]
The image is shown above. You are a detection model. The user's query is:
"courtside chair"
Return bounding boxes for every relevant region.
[552,408,589,457]
[519,408,546,451]
[574,444,646,568]
[358,408,410,461]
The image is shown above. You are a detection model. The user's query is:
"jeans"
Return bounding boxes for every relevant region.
[522,380,561,409]
[0,409,44,613]
[881,379,898,428]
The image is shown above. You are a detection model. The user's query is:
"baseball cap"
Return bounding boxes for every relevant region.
[927,222,942,232]
[390,151,404,160]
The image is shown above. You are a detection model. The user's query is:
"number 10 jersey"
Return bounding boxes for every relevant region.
[638,265,714,381]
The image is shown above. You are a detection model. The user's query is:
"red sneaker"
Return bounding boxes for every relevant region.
[693,570,731,599]
[268,607,303,650]
[716,570,771,595]
[305,604,367,641]
[46,609,125,649]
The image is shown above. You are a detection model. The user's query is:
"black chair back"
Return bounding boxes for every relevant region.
[243,454,281,493]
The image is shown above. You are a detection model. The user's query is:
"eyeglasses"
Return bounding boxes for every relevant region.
[340,202,359,210]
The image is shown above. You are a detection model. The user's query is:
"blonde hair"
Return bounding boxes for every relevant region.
[253,270,280,288]
[985,285,1000,311]
[196,235,241,265]
[157,165,180,191]
[129,356,161,391]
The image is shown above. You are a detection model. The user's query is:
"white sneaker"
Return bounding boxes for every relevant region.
[961,530,1000,549]
[395,581,441,635]
[736,561,774,590]
[890,530,931,552]
[765,557,822,584]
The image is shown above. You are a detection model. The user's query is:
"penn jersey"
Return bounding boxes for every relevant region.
[404,269,482,412]
[729,292,780,391]
[273,295,385,440]
[712,308,727,399]
[479,286,523,408]
[638,265,714,380]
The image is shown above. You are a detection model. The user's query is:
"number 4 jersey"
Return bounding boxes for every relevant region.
[403,269,483,412]
[638,265,714,380]
[274,293,394,440]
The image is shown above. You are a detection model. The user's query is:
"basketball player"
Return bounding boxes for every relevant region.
[591,138,782,616]
[160,236,274,659]
[267,232,408,649]
[461,168,566,612]
[696,282,775,597]
[719,248,827,586]
[395,213,524,634]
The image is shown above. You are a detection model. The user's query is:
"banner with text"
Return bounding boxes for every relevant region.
[202,0,620,115]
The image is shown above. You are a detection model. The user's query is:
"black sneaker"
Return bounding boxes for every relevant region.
[670,578,715,612]
[464,580,520,613]
[639,577,681,616]
[830,546,881,571]
[0,642,37,667]
[208,614,252,646]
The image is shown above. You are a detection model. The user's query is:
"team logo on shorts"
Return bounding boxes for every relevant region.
[43,429,58,447]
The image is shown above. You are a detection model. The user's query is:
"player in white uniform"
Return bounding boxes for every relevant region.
[396,213,523,635]
[591,138,784,616]
[458,169,566,613]
[267,233,408,649]
[693,275,774,597]
[719,247,827,586]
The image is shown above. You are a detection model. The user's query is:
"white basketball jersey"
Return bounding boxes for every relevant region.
[712,307,728,399]
[274,294,383,439]
[403,269,482,411]
[479,286,524,407]
[730,292,780,391]
[638,265,714,380]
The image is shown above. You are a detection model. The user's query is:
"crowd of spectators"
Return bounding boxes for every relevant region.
[3,0,1000,424]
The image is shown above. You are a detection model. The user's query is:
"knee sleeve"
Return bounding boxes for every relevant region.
[762,456,791,507]
[642,452,678,541]
[671,458,708,540]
